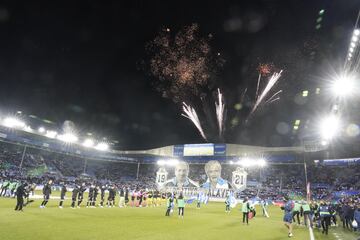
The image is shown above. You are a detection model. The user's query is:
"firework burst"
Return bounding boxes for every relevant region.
[255,63,274,100]
[147,24,224,103]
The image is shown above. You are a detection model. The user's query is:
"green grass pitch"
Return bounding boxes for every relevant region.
[0,194,358,240]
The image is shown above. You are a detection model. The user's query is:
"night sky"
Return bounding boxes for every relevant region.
[0,1,359,150]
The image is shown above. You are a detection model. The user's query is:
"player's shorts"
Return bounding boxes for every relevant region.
[283,213,293,223]
[44,194,50,200]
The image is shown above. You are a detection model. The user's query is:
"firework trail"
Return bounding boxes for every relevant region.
[250,70,283,115]
[215,88,225,139]
[265,90,282,104]
[266,97,280,104]
[255,74,261,101]
[181,102,207,140]
[241,88,248,104]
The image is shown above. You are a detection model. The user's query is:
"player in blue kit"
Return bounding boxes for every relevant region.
[281,196,294,238]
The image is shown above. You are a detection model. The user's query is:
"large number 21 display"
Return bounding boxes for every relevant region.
[232,167,247,190]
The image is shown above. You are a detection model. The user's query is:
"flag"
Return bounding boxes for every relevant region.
[306,182,311,202]
[200,193,209,204]
[229,192,237,208]
[261,204,270,218]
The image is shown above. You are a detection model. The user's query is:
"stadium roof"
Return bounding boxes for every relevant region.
[0,125,322,164]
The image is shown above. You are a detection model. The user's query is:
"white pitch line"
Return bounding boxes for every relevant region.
[307,216,315,240]
[332,233,342,240]
[308,226,315,240]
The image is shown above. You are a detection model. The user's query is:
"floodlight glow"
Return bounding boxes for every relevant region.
[2,117,25,128]
[23,125,33,132]
[320,115,340,140]
[351,42,356,48]
[83,139,95,147]
[157,160,165,165]
[38,127,46,133]
[352,36,358,42]
[354,29,360,36]
[321,140,328,146]
[349,53,353,57]
[58,133,78,143]
[258,159,267,167]
[349,47,354,53]
[45,130,57,139]
[238,158,266,167]
[157,159,179,166]
[167,159,179,166]
[239,158,253,167]
[331,75,355,96]
[95,142,109,151]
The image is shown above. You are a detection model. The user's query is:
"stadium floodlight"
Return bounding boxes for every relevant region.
[45,130,57,139]
[319,115,340,140]
[58,133,78,143]
[23,125,33,132]
[258,158,267,167]
[238,158,253,167]
[331,75,355,97]
[95,142,109,151]
[38,127,46,133]
[83,139,95,147]
[157,159,178,166]
[2,117,26,128]
[321,140,328,146]
[238,157,267,167]
[354,29,360,36]
[157,160,165,165]
[352,36,359,42]
[167,159,179,166]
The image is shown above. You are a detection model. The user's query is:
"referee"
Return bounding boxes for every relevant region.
[15,182,26,211]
